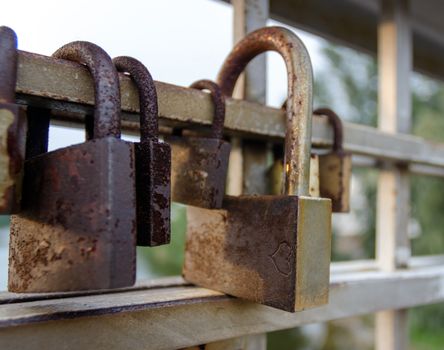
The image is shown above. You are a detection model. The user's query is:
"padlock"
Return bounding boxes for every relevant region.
[183,27,332,312]
[269,146,320,197]
[314,108,351,213]
[281,101,348,211]
[113,55,171,247]
[0,26,27,214]
[166,79,230,209]
[8,41,136,292]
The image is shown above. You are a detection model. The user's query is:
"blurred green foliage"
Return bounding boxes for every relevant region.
[138,203,187,276]
[0,216,8,228]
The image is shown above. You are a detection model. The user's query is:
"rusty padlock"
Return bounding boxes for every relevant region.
[166,80,230,209]
[270,145,321,198]
[113,56,171,246]
[9,41,136,292]
[314,108,351,212]
[0,26,27,214]
[183,27,332,312]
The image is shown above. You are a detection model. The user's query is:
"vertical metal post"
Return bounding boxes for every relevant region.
[227,0,270,196]
[224,0,269,348]
[375,0,412,349]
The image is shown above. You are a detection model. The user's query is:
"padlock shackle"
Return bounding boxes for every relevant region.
[0,26,18,104]
[53,42,121,139]
[313,108,344,152]
[217,26,313,197]
[189,79,225,140]
[113,56,159,143]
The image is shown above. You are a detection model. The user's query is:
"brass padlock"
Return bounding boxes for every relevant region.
[314,108,351,213]
[9,42,136,292]
[113,56,171,247]
[166,79,230,209]
[183,27,332,312]
[0,26,27,214]
[270,150,320,197]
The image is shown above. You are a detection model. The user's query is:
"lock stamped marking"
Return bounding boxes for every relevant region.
[270,241,293,277]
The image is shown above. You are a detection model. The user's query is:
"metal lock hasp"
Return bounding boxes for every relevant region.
[183,27,332,312]
[167,80,230,209]
[0,26,27,214]
[114,56,171,247]
[9,42,136,293]
[314,108,351,213]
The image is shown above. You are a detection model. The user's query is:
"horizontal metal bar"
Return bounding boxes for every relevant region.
[352,155,444,178]
[16,51,444,172]
[0,257,443,349]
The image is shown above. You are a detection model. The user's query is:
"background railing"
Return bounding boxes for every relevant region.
[0,0,443,349]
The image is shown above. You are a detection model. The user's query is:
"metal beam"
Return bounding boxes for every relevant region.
[0,258,443,349]
[15,51,444,173]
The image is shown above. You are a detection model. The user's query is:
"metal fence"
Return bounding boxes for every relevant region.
[0,0,443,349]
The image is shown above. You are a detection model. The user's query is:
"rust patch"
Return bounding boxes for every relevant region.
[167,79,229,209]
[168,137,230,209]
[9,138,137,292]
[217,26,313,196]
[0,27,27,213]
[53,41,121,139]
[314,108,351,212]
[113,56,171,246]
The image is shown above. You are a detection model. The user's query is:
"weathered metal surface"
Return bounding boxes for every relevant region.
[12,50,444,174]
[0,26,27,214]
[9,42,136,292]
[9,139,136,292]
[314,108,351,212]
[182,333,266,350]
[185,195,331,312]
[113,56,171,247]
[167,80,230,209]
[53,41,121,139]
[184,27,332,312]
[0,258,442,333]
[309,154,320,197]
[218,26,313,196]
[269,152,320,197]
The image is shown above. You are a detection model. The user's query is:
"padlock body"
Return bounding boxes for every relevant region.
[319,151,351,212]
[183,195,332,312]
[135,140,171,246]
[168,136,230,209]
[0,103,26,214]
[9,137,136,292]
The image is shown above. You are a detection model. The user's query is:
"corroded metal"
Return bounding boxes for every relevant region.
[167,80,230,209]
[13,50,444,177]
[53,41,121,139]
[0,26,27,214]
[217,26,313,197]
[189,80,226,140]
[185,195,331,311]
[314,108,351,212]
[184,27,332,312]
[113,56,171,247]
[9,42,136,292]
